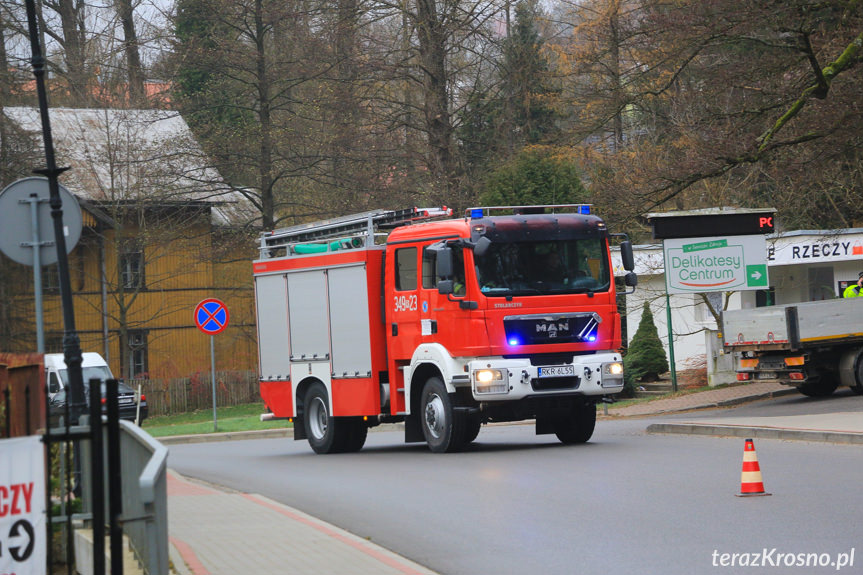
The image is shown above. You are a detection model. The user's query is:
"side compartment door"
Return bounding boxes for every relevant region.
[256,274,291,378]
[287,270,331,362]
[255,273,293,416]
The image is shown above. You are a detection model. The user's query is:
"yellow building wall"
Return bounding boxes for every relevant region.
[34,209,257,379]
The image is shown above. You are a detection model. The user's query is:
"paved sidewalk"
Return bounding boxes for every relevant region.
[164,380,863,575]
[167,470,439,575]
[603,380,797,417]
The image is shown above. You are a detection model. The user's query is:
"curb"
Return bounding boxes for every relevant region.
[157,428,292,445]
[156,423,406,445]
[646,422,863,445]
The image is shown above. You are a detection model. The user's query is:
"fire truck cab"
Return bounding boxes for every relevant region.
[253,205,637,453]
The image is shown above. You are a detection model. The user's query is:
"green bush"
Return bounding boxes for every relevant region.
[623,302,669,393]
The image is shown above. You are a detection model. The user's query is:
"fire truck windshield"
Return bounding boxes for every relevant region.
[474,239,610,297]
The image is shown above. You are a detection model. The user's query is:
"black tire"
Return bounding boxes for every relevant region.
[852,357,863,395]
[553,402,597,444]
[342,418,369,452]
[796,378,839,397]
[304,383,347,454]
[464,416,482,444]
[420,377,466,453]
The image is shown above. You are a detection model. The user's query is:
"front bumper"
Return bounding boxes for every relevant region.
[466,353,624,401]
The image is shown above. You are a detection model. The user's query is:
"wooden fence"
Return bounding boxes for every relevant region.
[130,370,260,418]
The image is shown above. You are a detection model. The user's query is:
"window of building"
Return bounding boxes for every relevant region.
[756,287,775,307]
[43,263,60,292]
[127,330,148,378]
[807,267,834,301]
[697,292,723,324]
[120,244,145,289]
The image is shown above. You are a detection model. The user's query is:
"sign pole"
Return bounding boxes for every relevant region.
[665,290,678,392]
[194,298,229,433]
[25,193,46,352]
[211,334,218,432]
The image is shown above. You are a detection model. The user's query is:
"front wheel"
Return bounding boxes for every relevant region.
[553,401,597,444]
[420,377,465,453]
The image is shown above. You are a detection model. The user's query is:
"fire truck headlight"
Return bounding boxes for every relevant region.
[476,369,502,384]
[474,369,508,394]
[603,362,623,376]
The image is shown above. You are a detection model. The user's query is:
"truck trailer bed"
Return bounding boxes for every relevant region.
[722,298,863,352]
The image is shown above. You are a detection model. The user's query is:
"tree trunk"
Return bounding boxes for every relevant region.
[254,0,275,230]
[415,0,456,196]
[57,0,90,104]
[115,0,146,105]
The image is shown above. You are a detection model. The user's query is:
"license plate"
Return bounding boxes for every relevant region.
[119,397,134,404]
[538,365,575,378]
[756,372,778,379]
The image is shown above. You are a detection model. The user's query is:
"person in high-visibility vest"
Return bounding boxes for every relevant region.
[843,272,863,298]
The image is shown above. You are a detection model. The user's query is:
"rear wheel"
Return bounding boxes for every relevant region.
[342,418,369,452]
[852,357,863,395]
[553,401,596,444]
[796,378,839,397]
[420,377,465,453]
[304,383,348,454]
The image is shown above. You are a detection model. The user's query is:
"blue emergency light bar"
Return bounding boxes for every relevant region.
[467,204,592,219]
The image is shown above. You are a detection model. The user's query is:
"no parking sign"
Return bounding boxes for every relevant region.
[194,298,230,335]
[194,298,229,431]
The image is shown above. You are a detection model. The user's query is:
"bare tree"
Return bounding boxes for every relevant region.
[114,0,146,104]
[556,0,863,232]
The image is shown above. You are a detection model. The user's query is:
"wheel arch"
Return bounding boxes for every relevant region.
[409,363,444,418]
[293,376,326,441]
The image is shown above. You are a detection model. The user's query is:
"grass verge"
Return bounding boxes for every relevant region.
[143,402,291,437]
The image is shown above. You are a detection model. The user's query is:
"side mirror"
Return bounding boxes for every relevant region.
[620,240,635,272]
[625,272,638,287]
[438,279,454,295]
[436,247,454,278]
[473,236,491,257]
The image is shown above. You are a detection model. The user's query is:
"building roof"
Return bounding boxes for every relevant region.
[3,107,254,226]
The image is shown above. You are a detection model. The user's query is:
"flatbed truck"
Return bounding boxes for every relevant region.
[721,298,863,396]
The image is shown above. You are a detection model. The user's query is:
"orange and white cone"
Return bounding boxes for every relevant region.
[736,438,771,497]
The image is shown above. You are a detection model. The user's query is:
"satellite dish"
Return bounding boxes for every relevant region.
[0,177,83,266]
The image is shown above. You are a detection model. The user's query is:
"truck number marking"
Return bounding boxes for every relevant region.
[394,294,418,312]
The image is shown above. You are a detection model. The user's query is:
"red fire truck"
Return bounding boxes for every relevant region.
[253,205,637,453]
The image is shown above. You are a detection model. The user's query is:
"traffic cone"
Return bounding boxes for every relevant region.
[736,438,771,497]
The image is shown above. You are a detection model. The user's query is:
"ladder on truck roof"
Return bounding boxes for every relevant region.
[259,206,452,258]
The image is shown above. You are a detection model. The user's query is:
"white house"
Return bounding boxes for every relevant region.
[615,228,863,386]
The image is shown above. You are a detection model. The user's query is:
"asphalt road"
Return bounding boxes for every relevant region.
[168,399,862,575]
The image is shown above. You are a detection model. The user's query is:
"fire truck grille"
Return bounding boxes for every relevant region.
[504,313,600,345]
[530,376,581,391]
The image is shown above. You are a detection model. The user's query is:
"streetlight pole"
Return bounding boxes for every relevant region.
[23,0,85,422]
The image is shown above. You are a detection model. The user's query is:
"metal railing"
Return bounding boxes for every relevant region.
[119,420,169,575]
[77,406,169,575]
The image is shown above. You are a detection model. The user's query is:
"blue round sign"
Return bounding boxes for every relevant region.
[194,298,229,334]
